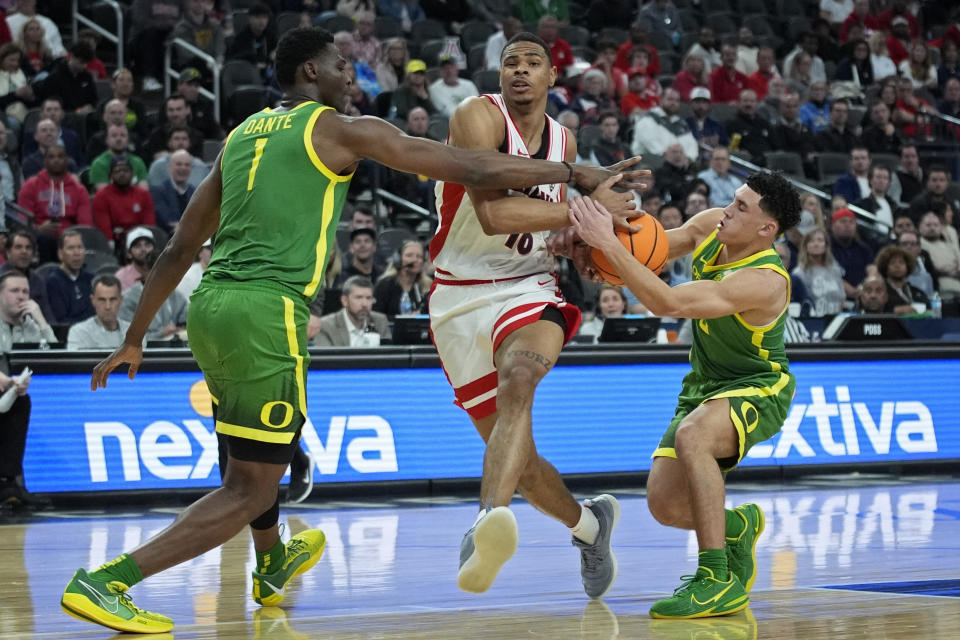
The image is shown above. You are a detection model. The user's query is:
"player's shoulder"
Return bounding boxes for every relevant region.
[451,94,502,123]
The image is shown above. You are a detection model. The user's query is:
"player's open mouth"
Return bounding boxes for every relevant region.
[511,81,531,92]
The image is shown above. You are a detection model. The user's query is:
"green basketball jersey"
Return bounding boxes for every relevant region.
[688,229,792,385]
[204,101,353,301]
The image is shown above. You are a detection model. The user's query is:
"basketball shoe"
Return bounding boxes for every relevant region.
[572,494,620,598]
[286,451,315,504]
[649,607,758,639]
[725,503,765,592]
[252,529,326,606]
[61,568,173,633]
[648,568,749,619]
[457,506,518,593]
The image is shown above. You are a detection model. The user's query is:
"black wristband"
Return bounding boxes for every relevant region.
[561,160,574,184]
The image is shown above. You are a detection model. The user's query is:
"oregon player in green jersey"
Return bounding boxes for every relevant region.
[61,28,650,634]
[568,172,801,619]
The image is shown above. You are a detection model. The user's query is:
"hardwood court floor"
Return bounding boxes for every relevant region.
[2,475,959,639]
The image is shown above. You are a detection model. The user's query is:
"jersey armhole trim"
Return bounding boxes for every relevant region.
[732,264,791,333]
[304,105,354,183]
[220,124,242,170]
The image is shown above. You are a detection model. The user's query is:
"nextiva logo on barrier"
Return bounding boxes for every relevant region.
[82,415,398,483]
[22,359,960,492]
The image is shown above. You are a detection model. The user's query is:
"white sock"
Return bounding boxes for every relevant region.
[570,504,600,544]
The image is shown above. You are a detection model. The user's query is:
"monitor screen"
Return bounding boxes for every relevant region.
[822,314,913,341]
[392,315,432,345]
[598,316,661,343]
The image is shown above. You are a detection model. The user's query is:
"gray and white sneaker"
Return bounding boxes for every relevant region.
[457,506,518,593]
[572,494,620,599]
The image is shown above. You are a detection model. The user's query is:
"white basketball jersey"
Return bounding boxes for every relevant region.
[430,94,567,280]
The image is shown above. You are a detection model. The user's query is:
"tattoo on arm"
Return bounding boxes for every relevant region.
[506,350,553,370]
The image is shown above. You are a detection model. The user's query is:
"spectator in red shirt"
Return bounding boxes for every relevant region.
[93,155,156,242]
[709,44,749,104]
[747,47,780,100]
[17,144,92,262]
[840,0,880,43]
[895,77,938,139]
[877,1,920,40]
[621,67,661,116]
[581,40,628,99]
[537,15,573,75]
[673,52,708,101]
[885,17,912,66]
[614,23,660,75]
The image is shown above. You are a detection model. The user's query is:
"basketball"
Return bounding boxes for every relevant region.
[590,216,670,285]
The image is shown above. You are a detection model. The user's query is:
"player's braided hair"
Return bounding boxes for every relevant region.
[747,171,801,233]
[275,27,335,89]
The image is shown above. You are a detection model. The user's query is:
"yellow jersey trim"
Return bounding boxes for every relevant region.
[692,228,719,262]
[707,371,792,401]
[303,179,337,298]
[304,105,353,183]
[728,405,747,465]
[219,124,242,170]
[282,296,308,418]
[215,420,295,444]
[652,447,677,459]
[702,247,778,274]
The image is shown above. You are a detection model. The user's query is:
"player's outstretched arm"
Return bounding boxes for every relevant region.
[322,101,648,193]
[569,196,785,319]
[91,153,223,390]
[665,208,726,260]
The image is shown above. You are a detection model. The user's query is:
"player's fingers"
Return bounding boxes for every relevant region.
[597,173,623,192]
[609,156,642,172]
[128,361,140,380]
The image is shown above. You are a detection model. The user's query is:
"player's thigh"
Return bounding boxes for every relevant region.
[189,285,310,447]
[646,455,690,518]
[493,318,565,382]
[719,390,793,470]
[675,398,741,462]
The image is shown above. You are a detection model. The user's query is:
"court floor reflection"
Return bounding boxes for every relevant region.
[2,475,958,639]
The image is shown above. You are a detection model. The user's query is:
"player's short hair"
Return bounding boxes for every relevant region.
[275,27,335,89]
[501,32,553,67]
[746,172,801,233]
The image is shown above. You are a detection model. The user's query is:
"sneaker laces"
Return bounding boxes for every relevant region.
[578,539,605,573]
[106,581,146,615]
[671,574,699,596]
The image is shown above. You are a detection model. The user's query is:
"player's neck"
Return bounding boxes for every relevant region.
[280,88,322,110]
[504,99,547,144]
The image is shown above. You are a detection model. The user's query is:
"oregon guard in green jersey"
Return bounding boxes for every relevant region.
[66,27,650,634]
[569,172,801,620]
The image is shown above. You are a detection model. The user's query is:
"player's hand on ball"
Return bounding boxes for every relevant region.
[569,196,617,251]
[591,174,642,234]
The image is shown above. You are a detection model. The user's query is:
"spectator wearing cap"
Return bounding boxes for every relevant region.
[145,94,204,159]
[45,228,94,325]
[429,55,478,118]
[334,30,381,97]
[571,69,617,126]
[697,147,743,208]
[685,87,728,148]
[119,254,188,342]
[151,149,196,235]
[17,144,92,261]
[86,99,144,163]
[537,15,573,75]
[226,2,277,75]
[6,0,66,58]
[93,155,156,246]
[830,207,875,297]
[335,227,383,288]
[36,40,98,114]
[747,47,780,101]
[66,274,135,350]
[631,87,698,163]
[89,124,149,190]
[390,59,434,120]
[172,0,225,66]
[115,226,155,292]
[621,66,661,116]
[709,44,750,105]
[176,68,222,139]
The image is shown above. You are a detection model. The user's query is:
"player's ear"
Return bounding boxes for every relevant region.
[549,65,557,88]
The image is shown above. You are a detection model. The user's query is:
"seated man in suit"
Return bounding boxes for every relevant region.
[313,275,390,347]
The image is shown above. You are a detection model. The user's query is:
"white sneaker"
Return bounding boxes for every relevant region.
[143,77,163,92]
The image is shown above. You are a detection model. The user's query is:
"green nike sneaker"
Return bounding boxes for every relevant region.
[61,568,173,634]
[726,503,765,592]
[649,568,749,619]
[252,528,326,606]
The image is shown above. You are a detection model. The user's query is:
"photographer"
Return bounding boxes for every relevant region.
[0,269,54,509]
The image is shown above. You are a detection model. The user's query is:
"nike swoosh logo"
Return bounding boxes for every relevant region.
[79,579,119,614]
[537,278,553,286]
[691,581,734,606]
[260,576,286,598]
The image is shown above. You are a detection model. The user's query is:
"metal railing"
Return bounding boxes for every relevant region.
[725,150,892,237]
[375,188,433,221]
[72,0,123,70]
[164,38,221,124]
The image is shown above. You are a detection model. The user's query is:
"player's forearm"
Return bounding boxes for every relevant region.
[454,147,572,190]
[477,198,570,235]
[601,242,677,316]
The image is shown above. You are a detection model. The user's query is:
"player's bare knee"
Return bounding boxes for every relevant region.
[497,361,541,403]
[674,423,707,459]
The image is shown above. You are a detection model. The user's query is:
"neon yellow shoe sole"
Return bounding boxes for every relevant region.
[61,568,173,634]
[252,528,326,606]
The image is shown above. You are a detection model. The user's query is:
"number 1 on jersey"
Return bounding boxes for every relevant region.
[247,137,268,190]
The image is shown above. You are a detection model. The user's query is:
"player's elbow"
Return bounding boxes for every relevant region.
[476,210,505,235]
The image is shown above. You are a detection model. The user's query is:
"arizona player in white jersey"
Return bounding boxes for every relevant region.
[429,32,646,598]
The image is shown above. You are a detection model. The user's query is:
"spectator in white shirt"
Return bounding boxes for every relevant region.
[67,275,136,350]
[429,56,479,118]
[6,0,65,58]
